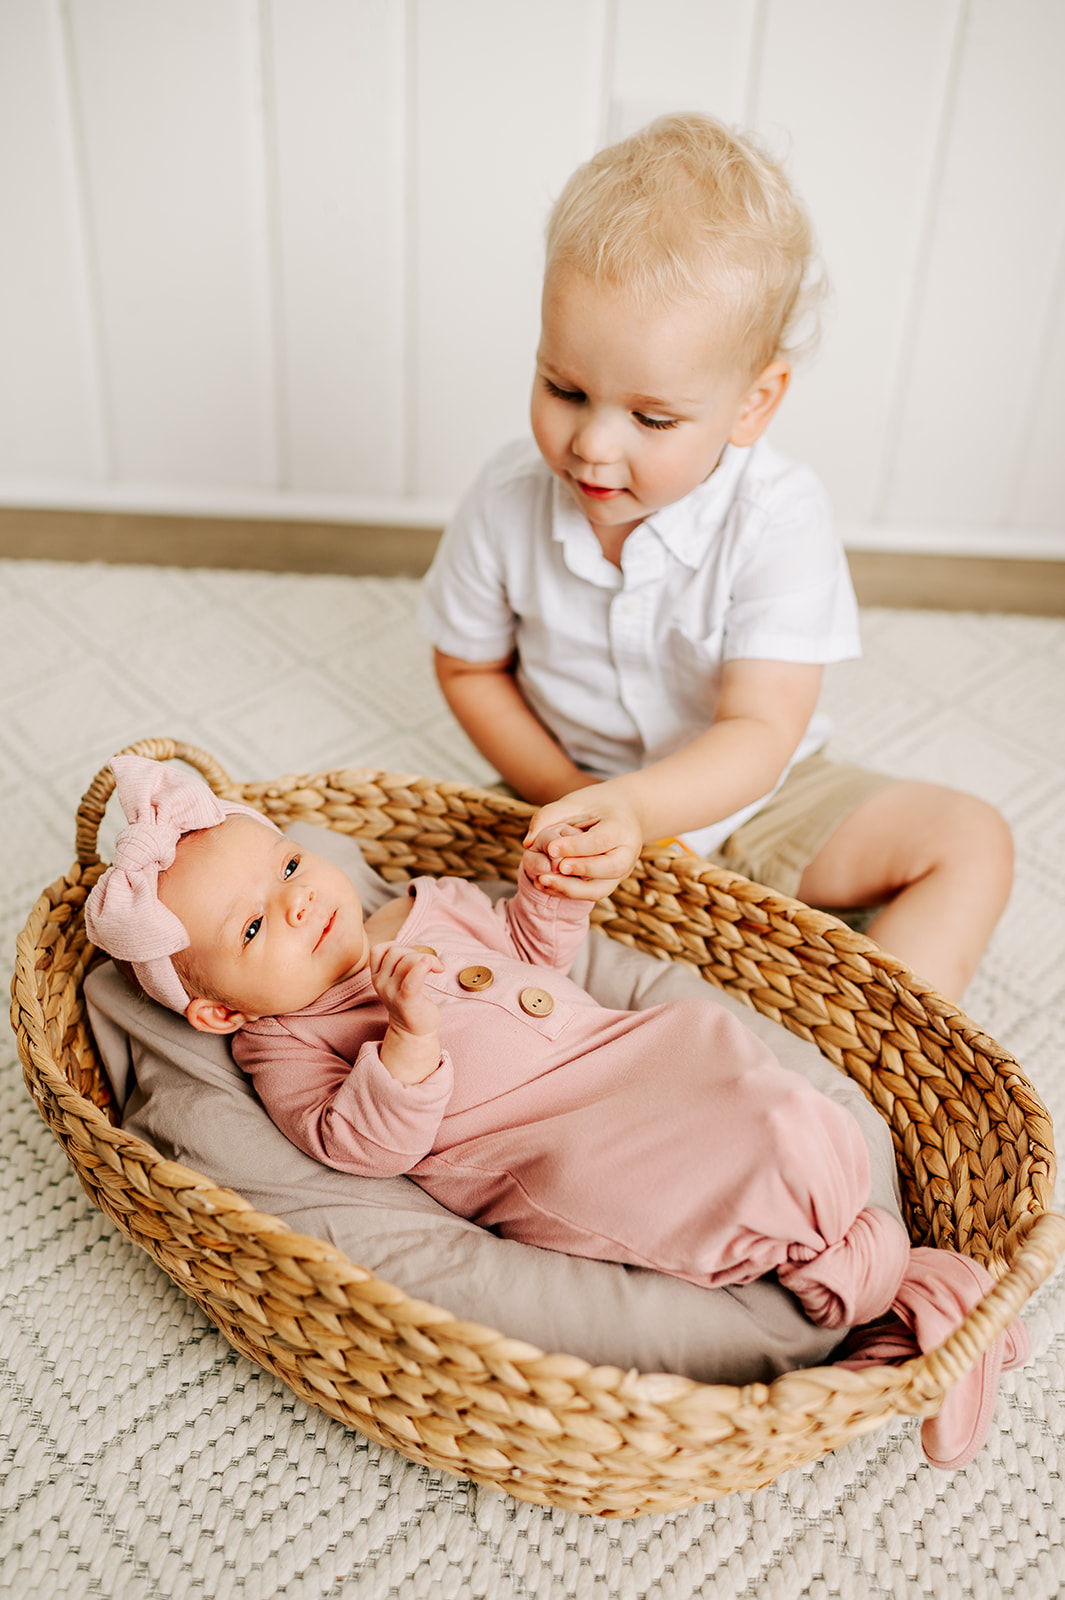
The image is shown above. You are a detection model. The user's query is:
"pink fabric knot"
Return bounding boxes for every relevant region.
[837,1245,1030,1470]
[84,754,278,1011]
[777,1207,1029,1469]
[113,818,183,875]
[778,1205,910,1329]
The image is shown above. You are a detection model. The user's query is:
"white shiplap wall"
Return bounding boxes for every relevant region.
[2,0,1064,555]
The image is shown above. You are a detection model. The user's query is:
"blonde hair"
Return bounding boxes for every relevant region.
[545,112,823,375]
[160,828,224,1004]
[170,945,221,1005]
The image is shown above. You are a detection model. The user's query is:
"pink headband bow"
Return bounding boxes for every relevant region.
[84,754,279,1012]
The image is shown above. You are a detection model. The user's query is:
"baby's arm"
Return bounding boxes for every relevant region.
[233,1008,454,1178]
[498,842,598,964]
[369,943,445,1084]
[529,659,823,886]
[434,650,600,807]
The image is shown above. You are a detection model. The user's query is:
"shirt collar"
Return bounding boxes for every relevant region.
[550,443,751,573]
[642,444,750,567]
[551,478,623,587]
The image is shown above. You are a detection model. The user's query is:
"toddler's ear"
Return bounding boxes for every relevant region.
[729,359,790,447]
[184,996,254,1035]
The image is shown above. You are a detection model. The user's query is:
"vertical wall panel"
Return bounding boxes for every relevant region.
[0,1,1063,547]
[753,0,959,526]
[0,1,101,482]
[68,0,274,487]
[412,0,606,501]
[1010,257,1065,530]
[268,0,406,497]
[608,0,757,136]
[882,0,1065,527]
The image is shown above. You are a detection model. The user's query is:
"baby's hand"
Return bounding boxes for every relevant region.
[370,942,443,1084]
[523,822,585,895]
[524,802,640,901]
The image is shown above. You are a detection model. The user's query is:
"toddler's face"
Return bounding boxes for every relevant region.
[159,816,371,1023]
[531,265,776,549]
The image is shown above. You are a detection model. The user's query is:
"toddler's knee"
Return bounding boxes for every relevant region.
[949,793,1013,893]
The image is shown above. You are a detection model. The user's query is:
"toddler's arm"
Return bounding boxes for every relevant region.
[434,650,600,807]
[528,659,823,886]
[369,943,445,1084]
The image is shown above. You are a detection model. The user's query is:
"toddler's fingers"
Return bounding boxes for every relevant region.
[555,843,635,880]
[544,824,630,862]
[535,870,619,902]
[525,820,591,853]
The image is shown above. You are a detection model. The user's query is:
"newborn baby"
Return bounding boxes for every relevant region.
[85,754,1028,1469]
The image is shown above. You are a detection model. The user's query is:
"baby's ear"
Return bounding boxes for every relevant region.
[184,996,253,1035]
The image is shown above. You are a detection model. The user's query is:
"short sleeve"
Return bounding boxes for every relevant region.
[419,456,519,663]
[722,469,861,665]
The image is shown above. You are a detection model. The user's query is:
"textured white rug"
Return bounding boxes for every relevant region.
[3,558,1064,1599]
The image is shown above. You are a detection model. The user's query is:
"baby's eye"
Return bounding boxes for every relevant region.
[633,412,678,431]
[284,856,299,879]
[243,917,262,947]
[544,377,584,404]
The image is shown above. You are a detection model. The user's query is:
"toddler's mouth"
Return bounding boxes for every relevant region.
[314,911,336,951]
[575,480,624,501]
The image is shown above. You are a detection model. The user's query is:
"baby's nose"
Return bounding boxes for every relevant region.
[286,882,315,923]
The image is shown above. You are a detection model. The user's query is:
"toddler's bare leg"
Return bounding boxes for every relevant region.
[796,781,1013,1001]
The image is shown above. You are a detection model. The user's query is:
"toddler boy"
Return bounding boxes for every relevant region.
[419,114,1012,1000]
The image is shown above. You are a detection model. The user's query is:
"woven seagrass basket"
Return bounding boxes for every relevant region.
[12,739,1065,1518]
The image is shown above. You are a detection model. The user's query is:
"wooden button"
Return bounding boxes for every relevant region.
[412,945,438,957]
[519,986,554,1017]
[458,965,494,991]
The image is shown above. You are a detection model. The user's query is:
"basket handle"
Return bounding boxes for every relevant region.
[75,738,238,868]
[913,1209,1065,1399]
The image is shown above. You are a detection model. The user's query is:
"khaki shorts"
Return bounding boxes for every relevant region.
[709,752,895,899]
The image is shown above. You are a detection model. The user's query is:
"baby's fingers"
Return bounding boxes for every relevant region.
[524,806,597,850]
[370,957,441,1037]
[533,868,623,902]
[370,942,442,1001]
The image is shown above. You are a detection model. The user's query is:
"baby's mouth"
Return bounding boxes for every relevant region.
[314,911,336,952]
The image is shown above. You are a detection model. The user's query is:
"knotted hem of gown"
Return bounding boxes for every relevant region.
[830,1246,1030,1470]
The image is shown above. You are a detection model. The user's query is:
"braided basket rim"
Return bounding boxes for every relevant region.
[11,739,1065,1518]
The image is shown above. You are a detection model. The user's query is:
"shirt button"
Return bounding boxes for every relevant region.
[458,965,494,991]
[412,945,438,957]
[519,986,554,1017]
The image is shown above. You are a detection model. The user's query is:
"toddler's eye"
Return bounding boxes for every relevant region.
[634,412,678,431]
[284,856,299,879]
[544,378,584,404]
[243,917,262,947]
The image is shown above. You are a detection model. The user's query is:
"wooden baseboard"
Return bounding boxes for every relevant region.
[845,550,1065,615]
[0,507,439,578]
[2,507,1064,614]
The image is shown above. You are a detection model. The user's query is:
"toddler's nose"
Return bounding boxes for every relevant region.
[572,409,622,465]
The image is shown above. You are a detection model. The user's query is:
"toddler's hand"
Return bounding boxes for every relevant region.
[524,801,641,901]
[370,942,443,1083]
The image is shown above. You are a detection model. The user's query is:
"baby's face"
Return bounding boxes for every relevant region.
[159,816,370,1022]
[531,265,772,547]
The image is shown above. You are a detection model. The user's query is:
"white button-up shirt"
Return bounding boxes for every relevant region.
[419,437,861,853]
